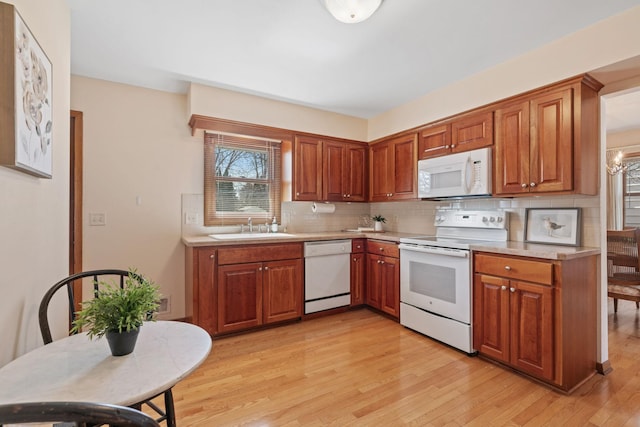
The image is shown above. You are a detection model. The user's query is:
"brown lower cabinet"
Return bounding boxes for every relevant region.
[473,252,597,392]
[186,243,303,336]
[365,240,400,319]
[350,239,366,306]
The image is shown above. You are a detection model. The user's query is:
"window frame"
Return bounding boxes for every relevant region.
[195,117,293,228]
[622,151,640,228]
[204,132,281,226]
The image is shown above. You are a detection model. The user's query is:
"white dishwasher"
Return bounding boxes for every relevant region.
[304,240,351,314]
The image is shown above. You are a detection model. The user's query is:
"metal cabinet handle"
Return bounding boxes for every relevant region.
[530,182,536,187]
[504,266,511,271]
[258,267,263,271]
[380,260,385,264]
[510,287,516,293]
[521,183,528,188]
[501,285,507,291]
[353,257,357,262]
[264,266,269,270]
[209,254,215,259]
[379,247,384,252]
[444,145,450,149]
[450,144,455,148]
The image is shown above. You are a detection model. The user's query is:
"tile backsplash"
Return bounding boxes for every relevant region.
[182,194,601,247]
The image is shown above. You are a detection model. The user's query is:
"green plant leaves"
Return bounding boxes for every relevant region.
[70,269,160,339]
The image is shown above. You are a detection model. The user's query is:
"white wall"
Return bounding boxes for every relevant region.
[0,0,70,366]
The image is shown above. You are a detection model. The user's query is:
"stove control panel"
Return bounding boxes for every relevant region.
[434,210,507,229]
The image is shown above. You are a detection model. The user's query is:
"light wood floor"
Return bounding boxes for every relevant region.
[167,302,640,426]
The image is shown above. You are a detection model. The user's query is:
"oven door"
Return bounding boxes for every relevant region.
[399,243,471,324]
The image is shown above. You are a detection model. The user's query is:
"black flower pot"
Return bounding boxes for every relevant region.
[106,327,140,356]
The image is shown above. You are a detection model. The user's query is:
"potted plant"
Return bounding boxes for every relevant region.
[372,214,386,232]
[71,269,160,356]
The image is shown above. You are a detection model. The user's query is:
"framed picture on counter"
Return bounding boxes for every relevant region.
[524,208,581,246]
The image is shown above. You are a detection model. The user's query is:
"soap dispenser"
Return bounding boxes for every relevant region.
[271,217,278,233]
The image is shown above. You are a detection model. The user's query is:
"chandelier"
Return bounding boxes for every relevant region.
[322,0,383,24]
[607,151,628,175]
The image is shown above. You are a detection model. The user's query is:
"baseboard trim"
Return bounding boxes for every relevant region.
[596,360,613,375]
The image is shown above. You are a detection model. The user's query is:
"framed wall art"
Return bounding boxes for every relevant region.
[0,2,53,178]
[524,208,581,246]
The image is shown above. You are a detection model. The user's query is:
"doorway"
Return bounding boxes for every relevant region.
[70,110,83,312]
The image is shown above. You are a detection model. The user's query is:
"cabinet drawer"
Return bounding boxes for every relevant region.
[366,240,399,258]
[474,253,552,286]
[352,239,365,253]
[218,243,303,265]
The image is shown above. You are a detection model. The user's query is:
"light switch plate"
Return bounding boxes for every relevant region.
[89,212,106,226]
[185,212,198,225]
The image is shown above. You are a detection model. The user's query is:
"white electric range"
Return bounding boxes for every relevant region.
[399,209,508,353]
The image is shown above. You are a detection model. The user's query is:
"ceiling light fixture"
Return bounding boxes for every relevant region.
[322,0,383,24]
[607,151,628,175]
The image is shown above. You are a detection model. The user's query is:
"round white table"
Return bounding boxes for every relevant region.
[0,321,211,406]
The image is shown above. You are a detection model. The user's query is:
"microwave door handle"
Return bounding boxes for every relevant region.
[463,156,473,194]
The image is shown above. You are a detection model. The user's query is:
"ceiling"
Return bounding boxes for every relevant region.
[67,0,640,129]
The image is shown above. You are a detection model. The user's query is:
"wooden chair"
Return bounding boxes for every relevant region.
[38,269,175,427]
[0,401,160,426]
[607,229,640,313]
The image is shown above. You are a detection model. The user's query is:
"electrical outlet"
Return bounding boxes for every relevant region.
[89,212,106,226]
[158,296,171,314]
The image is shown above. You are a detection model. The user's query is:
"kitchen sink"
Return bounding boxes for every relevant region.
[209,233,296,240]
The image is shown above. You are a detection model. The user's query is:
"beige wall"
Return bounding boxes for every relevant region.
[368,5,640,140]
[0,0,70,366]
[189,83,368,141]
[607,128,640,149]
[71,76,200,320]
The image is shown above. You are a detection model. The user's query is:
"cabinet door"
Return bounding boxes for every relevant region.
[369,142,392,202]
[365,254,382,308]
[494,101,530,195]
[194,248,217,334]
[217,263,263,333]
[323,141,346,202]
[379,256,399,318]
[473,273,510,363]
[418,124,451,159]
[390,133,417,200]
[345,144,367,201]
[509,280,554,381]
[263,259,302,324]
[451,111,493,153]
[294,136,322,201]
[350,252,365,306]
[529,88,573,193]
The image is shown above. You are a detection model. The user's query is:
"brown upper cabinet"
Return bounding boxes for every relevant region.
[418,111,493,160]
[494,75,602,196]
[293,135,367,202]
[369,133,418,201]
[323,140,368,202]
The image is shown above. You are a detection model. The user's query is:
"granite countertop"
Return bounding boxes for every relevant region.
[182,231,599,260]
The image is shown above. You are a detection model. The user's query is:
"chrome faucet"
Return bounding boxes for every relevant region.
[247,217,253,233]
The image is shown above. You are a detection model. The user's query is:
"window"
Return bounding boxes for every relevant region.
[204,132,281,226]
[623,155,640,228]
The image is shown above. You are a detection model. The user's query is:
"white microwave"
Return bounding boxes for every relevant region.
[417,147,492,199]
